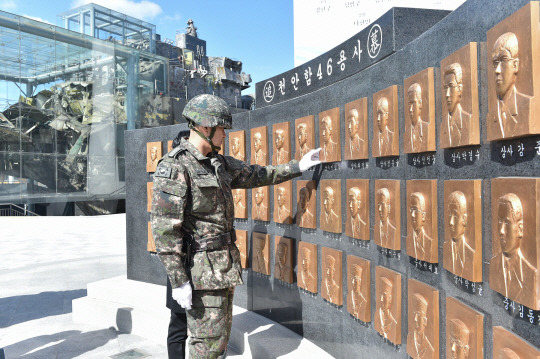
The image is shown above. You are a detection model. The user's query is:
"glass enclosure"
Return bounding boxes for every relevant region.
[0,10,168,205]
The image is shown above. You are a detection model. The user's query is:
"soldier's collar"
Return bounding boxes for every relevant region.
[180,137,211,161]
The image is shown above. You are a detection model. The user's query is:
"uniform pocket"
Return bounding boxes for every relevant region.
[191,176,219,213]
[188,289,228,338]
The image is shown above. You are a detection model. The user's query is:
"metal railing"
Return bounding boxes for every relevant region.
[0,204,39,216]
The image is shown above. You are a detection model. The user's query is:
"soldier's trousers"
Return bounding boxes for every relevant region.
[186,287,234,359]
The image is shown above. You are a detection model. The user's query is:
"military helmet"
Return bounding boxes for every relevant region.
[182,94,232,129]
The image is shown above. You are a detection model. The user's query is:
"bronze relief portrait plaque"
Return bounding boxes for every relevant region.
[321,247,343,306]
[319,107,341,162]
[345,98,368,160]
[374,180,401,250]
[373,85,399,157]
[345,179,369,241]
[440,43,480,148]
[252,232,270,275]
[233,188,248,219]
[251,126,268,166]
[407,279,439,359]
[298,241,318,293]
[295,115,315,160]
[147,182,153,212]
[274,236,293,283]
[320,179,342,233]
[404,68,436,153]
[487,2,540,141]
[147,221,156,252]
[296,180,316,229]
[235,229,248,269]
[493,326,540,358]
[443,180,482,282]
[274,181,293,224]
[146,141,162,172]
[347,255,370,322]
[272,122,291,165]
[490,177,540,310]
[374,266,401,345]
[167,140,173,153]
[229,130,246,161]
[446,297,484,359]
[252,186,270,221]
[406,180,438,263]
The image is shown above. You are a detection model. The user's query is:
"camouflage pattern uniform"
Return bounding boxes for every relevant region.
[151,136,302,358]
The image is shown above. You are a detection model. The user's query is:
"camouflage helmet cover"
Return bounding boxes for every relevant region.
[182,94,232,129]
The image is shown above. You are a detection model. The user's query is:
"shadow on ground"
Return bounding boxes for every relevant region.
[0,289,87,328]
[3,328,117,359]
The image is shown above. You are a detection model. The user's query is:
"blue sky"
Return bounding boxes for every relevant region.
[0,0,295,95]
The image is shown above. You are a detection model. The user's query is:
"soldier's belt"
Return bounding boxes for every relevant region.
[190,231,236,252]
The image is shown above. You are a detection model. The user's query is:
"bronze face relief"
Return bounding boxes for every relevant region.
[345,179,369,241]
[274,181,293,224]
[146,142,162,172]
[374,180,401,250]
[407,279,439,359]
[233,188,248,219]
[251,126,268,166]
[272,122,291,165]
[252,186,270,221]
[404,68,436,153]
[490,177,540,310]
[347,255,370,322]
[344,98,368,160]
[319,107,341,162]
[274,236,293,283]
[493,326,540,358]
[295,115,315,160]
[229,130,246,161]
[321,247,342,306]
[373,85,399,157]
[440,43,479,148]
[296,180,316,229]
[320,179,342,233]
[487,2,540,141]
[374,266,401,345]
[147,221,156,252]
[446,297,484,359]
[235,229,248,269]
[406,180,438,263]
[147,182,153,212]
[252,232,270,275]
[443,180,482,282]
[298,241,318,293]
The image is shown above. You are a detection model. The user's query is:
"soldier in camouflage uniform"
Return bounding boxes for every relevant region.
[151,94,321,359]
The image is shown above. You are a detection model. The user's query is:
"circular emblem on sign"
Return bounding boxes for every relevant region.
[263,80,275,103]
[367,24,382,59]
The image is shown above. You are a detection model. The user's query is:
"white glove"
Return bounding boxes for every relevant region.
[299,148,322,172]
[172,282,192,310]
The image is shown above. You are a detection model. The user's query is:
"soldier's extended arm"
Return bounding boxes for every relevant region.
[151,162,190,288]
[223,155,302,189]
